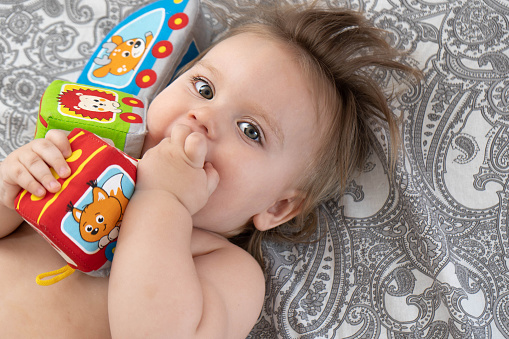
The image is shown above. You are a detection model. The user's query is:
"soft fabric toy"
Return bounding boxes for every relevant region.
[15,129,138,285]
[35,0,210,158]
[35,79,147,158]
[77,0,210,102]
[16,0,209,285]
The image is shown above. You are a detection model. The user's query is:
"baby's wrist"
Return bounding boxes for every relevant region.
[132,188,191,214]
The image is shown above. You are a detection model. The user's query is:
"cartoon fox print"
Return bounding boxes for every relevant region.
[93,31,153,78]
[70,173,129,249]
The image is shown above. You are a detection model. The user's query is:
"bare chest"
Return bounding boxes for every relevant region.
[0,223,230,338]
[0,223,110,338]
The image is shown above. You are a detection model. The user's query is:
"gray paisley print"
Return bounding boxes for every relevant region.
[1,0,508,338]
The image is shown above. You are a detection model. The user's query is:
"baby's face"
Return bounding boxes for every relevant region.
[144,32,324,235]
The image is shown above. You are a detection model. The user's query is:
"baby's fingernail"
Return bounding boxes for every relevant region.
[49,181,60,191]
[35,188,45,197]
[59,167,70,177]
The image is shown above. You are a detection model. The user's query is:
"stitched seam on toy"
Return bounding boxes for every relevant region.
[47,116,136,133]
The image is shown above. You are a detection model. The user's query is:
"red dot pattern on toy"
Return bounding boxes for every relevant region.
[130,11,188,91]
[135,69,157,88]
[120,113,143,124]
[121,97,144,108]
[168,13,189,30]
[152,40,173,58]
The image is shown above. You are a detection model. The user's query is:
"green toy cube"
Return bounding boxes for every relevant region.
[35,80,147,158]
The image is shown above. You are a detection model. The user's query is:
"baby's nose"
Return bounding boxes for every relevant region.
[187,110,215,138]
[190,114,208,134]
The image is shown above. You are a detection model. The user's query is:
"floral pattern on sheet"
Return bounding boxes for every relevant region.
[2,0,509,338]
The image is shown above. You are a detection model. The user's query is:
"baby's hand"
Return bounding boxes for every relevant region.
[0,130,72,209]
[136,125,219,215]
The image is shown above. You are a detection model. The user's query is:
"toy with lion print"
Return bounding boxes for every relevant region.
[14,0,209,285]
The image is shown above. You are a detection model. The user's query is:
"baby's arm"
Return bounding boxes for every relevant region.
[0,130,71,238]
[108,126,264,338]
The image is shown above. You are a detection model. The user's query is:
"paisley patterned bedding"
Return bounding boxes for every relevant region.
[1,0,508,337]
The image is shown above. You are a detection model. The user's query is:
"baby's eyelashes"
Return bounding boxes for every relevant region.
[238,121,262,143]
[191,76,214,100]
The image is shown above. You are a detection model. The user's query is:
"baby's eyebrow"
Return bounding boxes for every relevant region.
[195,59,222,81]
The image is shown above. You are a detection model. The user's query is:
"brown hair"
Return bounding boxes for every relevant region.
[182,4,420,265]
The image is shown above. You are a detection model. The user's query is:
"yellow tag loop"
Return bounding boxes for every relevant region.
[36,265,76,286]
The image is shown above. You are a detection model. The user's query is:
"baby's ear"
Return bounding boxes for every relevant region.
[252,190,305,231]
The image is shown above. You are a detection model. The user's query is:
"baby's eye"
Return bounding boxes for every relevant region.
[194,79,214,100]
[238,122,261,142]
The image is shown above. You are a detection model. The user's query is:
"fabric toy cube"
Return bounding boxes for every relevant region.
[35,80,147,158]
[77,0,209,101]
[15,129,138,282]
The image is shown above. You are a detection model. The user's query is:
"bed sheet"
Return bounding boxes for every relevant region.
[1,0,508,338]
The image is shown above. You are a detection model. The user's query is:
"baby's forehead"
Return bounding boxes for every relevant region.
[204,30,292,58]
[194,30,326,124]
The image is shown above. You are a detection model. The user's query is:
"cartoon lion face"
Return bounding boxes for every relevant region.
[75,94,122,113]
[59,88,121,121]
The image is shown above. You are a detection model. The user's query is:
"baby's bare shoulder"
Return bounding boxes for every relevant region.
[192,227,264,284]
[191,228,265,337]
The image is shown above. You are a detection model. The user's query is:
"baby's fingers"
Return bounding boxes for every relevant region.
[4,162,47,198]
[43,130,72,177]
[204,162,219,196]
[184,132,207,168]
[17,150,62,194]
[45,129,72,159]
[19,140,70,193]
[170,124,192,146]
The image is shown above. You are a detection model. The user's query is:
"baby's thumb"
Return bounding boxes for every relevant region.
[184,132,207,168]
[204,162,219,196]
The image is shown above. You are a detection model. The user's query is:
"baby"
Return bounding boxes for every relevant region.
[0,4,417,338]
